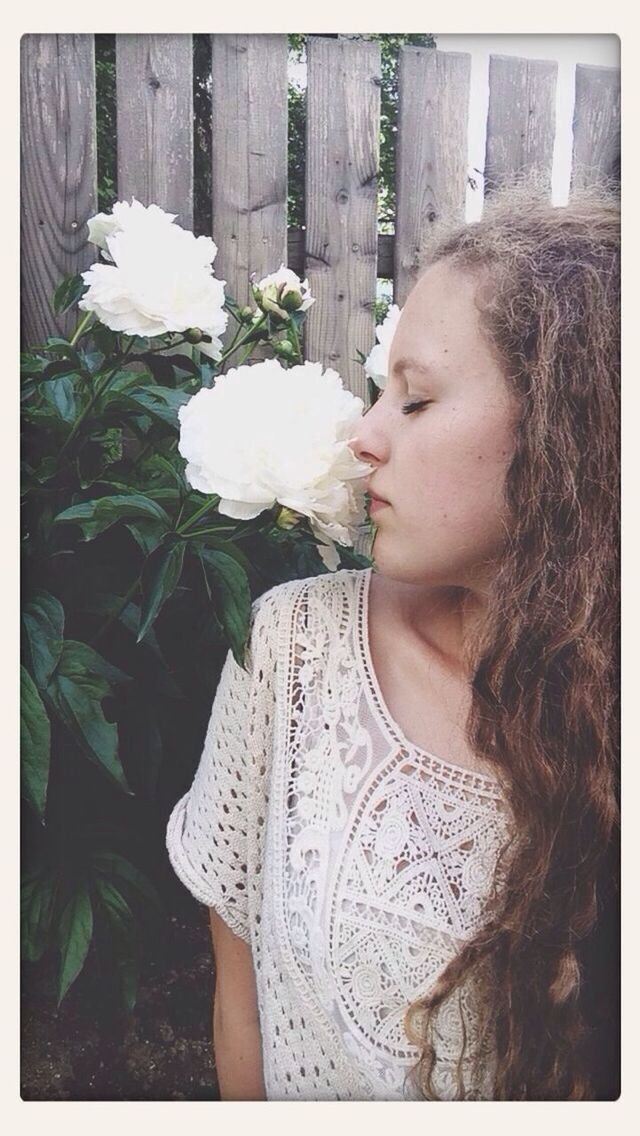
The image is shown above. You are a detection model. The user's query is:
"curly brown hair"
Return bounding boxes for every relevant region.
[402,180,620,1101]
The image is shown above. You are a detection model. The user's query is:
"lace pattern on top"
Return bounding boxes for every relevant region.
[166,568,513,1101]
[267,569,511,1100]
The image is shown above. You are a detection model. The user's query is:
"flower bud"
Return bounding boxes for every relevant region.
[260,284,288,321]
[279,287,303,312]
[275,505,302,530]
[240,305,255,321]
[184,327,204,344]
[275,339,295,357]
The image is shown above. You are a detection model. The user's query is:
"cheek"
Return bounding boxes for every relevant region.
[410,412,515,527]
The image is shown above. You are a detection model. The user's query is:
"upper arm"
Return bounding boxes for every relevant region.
[209,908,261,1030]
[166,588,281,939]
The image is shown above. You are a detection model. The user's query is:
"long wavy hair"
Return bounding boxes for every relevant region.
[402,181,620,1101]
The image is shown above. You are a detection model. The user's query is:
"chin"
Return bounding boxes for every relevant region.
[371,540,481,591]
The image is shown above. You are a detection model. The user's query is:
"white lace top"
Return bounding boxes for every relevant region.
[166,567,512,1100]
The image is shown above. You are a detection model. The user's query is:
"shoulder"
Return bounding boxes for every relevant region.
[253,567,367,626]
[245,568,368,668]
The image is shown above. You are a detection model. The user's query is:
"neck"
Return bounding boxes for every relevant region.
[378,575,490,678]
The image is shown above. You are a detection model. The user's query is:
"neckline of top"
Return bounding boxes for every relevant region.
[355,566,503,795]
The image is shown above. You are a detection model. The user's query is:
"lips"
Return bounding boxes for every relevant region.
[366,486,390,505]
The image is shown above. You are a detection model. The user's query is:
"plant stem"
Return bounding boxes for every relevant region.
[288,319,303,363]
[58,338,136,461]
[69,310,94,346]
[91,576,140,645]
[217,313,268,370]
[176,497,220,534]
[180,525,236,539]
[144,336,189,355]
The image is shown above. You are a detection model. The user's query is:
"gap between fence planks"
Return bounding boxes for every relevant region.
[20,34,98,347]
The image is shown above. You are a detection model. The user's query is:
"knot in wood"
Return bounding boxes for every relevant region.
[148,76,161,91]
[336,189,349,205]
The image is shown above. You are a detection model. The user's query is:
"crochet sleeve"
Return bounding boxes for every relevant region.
[165,589,278,943]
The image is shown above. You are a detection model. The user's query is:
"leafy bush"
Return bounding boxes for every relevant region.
[21,277,372,1013]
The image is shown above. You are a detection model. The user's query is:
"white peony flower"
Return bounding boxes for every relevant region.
[79,199,228,359]
[177,358,374,571]
[363,303,402,389]
[252,264,315,319]
[87,212,120,259]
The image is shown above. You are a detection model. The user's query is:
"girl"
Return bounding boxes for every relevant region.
[166,183,620,1101]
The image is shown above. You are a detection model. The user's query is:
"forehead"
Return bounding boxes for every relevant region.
[390,260,492,371]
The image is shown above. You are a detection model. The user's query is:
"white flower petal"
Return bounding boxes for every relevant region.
[177,358,375,554]
[80,199,227,343]
[217,499,269,520]
[363,303,402,388]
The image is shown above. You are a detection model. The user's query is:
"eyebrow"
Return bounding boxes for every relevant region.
[391,357,434,380]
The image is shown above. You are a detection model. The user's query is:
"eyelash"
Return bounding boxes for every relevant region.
[401,399,431,415]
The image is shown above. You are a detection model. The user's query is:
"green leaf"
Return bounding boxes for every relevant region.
[21,590,65,689]
[90,851,164,920]
[144,353,176,386]
[44,339,84,369]
[119,385,190,428]
[93,876,141,1011]
[52,273,87,316]
[41,358,82,381]
[89,322,118,359]
[137,539,186,642]
[102,369,150,397]
[41,375,77,424]
[116,954,140,1013]
[21,353,47,377]
[94,877,135,931]
[199,549,252,667]
[31,455,60,484]
[20,666,51,820]
[53,493,171,541]
[76,428,123,488]
[192,534,253,577]
[56,885,94,1005]
[46,640,132,793]
[124,517,167,557]
[27,407,74,436]
[170,353,200,377]
[56,639,132,688]
[21,873,58,962]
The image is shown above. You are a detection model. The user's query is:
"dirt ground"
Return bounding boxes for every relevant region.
[21,907,220,1101]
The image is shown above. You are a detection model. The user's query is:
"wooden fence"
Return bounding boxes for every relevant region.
[20,34,620,404]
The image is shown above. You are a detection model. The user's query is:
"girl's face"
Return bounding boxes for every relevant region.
[349,260,521,592]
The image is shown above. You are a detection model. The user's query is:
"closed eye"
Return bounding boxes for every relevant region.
[401,399,432,415]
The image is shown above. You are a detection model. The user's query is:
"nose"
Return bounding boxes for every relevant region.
[348,395,388,467]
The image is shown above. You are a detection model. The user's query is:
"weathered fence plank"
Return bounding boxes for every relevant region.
[210,33,288,343]
[21,34,97,346]
[115,35,194,230]
[305,36,381,403]
[570,64,621,192]
[288,229,394,280]
[395,46,471,305]
[484,54,558,197]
